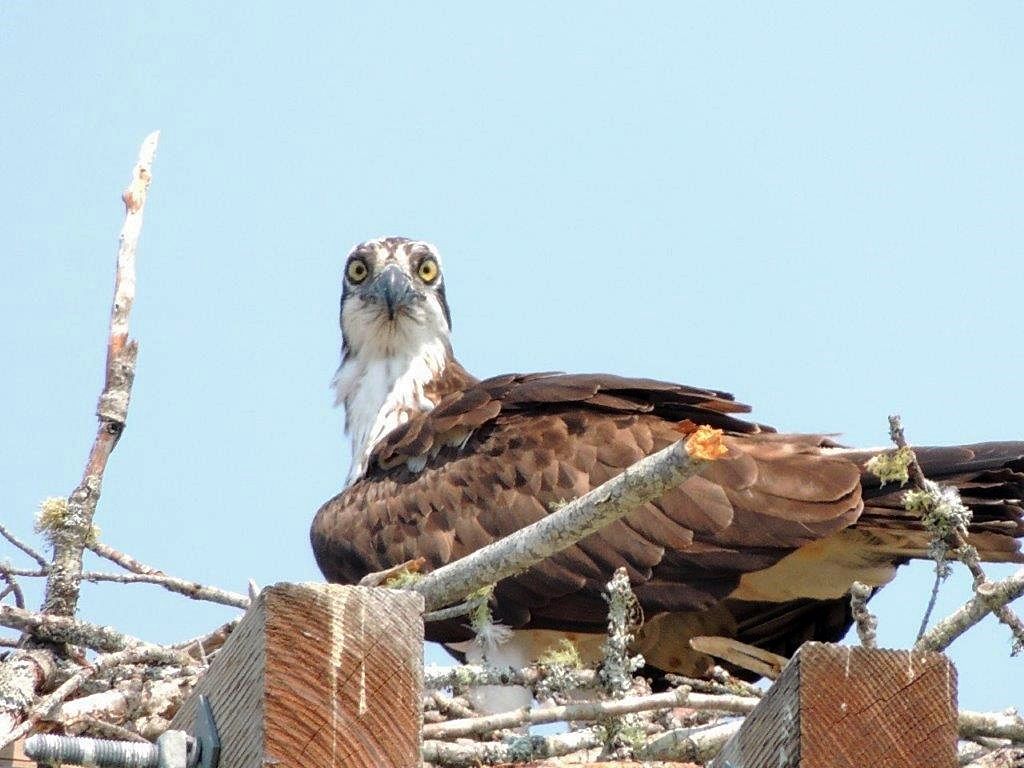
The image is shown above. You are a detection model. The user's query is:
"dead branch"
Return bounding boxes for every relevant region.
[422,687,758,740]
[41,131,159,618]
[80,571,250,610]
[639,719,743,763]
[959,709,1024,743]
[0,605,189,662]
[850,580,878,648]
[0,566,25,609]
[915,568,1024,653]
[0,524,48,569]
[889,415,1024,651]
[169,618,239,657]
[2,646,195,746]
[964,746,1024,768]
[413,427,727,612]
[86,541,162,576]
[422,727,603,767]
[424,663,599,691]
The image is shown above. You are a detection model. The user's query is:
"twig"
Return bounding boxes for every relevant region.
[42,132,159,618]
[413,427,726,612]
[0,604,190,662]
[639,719,743,763]
[850,581,878,648]
[963,746,1024,768]
[423,595,488,623]
[2,646,183,746]
[422,727,603,767]
[0,566,25,609]
[422,686,758,740]
[169,618,239,656]
[424,663,598,691]
[52,673,196,737]
[959,708,1024,743]
[889,415,1024,653]
[81,571,249,610]
[666,670,764,699]
[915,570,1024,653]
[86,541,161,575]
[0,523,48,569]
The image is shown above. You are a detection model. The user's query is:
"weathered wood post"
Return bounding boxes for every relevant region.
[171,583,424,768]
[710,642,958,768]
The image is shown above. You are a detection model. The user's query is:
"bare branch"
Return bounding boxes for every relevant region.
[424,663,598,691]
[169,619,239,657]
[850,581,878,648]
[959,708,1024,743]
[414,429,726,612]
[639,719,743,763]
[889,415,1024,653]
[0,523,48,569]
[422,686,757,740]
[85,541,161,575]
[81,571,249,610]
[915,568,1024,653]
[422,727,603,767]
[0,604,190,663]
[0,566,25,609]
[42,132,159,618]
[3,646,187,747]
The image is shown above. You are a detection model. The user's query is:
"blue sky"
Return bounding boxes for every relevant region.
[2,3,1021,711]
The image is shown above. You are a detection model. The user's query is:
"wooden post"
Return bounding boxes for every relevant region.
[170,583,424,768]
[0,738,30,768]
[710,642,958,768]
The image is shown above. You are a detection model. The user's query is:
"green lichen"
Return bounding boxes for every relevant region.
[35,496,69,535]
[382,568,424,589]
[866,447,913,486]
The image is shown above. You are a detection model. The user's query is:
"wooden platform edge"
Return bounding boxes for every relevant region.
[171,582,424,768]
[710,642,958,768]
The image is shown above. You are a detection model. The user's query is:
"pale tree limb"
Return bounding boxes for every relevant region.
[959,709,1024,743]
[889,415,1024,652]
[850,580,878,648]
[964,747,1024,768]
[915,568,1024,653]
[422,727,603,767]
[0,605,189,663]
[169,618,239,657]
[0,524,48,569]
[85,540,161,576]
[81,571,249,610]
[3,646,192,747]
[41,131,159,618]
[0,566,25,609]
[639,719,743,763]
[422,686,758,740]
[424,663,599,691]
[413,427,727,611]
[50,674,196,739]
[0,134,160,748]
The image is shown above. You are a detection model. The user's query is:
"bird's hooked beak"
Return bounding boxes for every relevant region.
[364,264,419,319]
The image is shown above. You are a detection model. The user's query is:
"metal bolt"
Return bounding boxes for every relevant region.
[25,733,162,768]
[23,696,217,768]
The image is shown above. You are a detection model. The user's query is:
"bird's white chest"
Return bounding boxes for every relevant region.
[334,339,447,483]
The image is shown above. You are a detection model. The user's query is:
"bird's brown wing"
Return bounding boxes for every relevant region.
[311,372,863,642]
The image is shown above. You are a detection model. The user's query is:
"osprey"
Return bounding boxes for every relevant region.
[312,237,1024,688]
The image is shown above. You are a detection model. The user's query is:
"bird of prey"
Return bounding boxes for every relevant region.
[311,236,1024,692]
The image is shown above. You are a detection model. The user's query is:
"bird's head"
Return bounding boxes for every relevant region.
[339,236,452,358]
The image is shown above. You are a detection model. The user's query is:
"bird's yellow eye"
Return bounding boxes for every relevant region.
[347,258,369,284]
[418,257,439,284]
